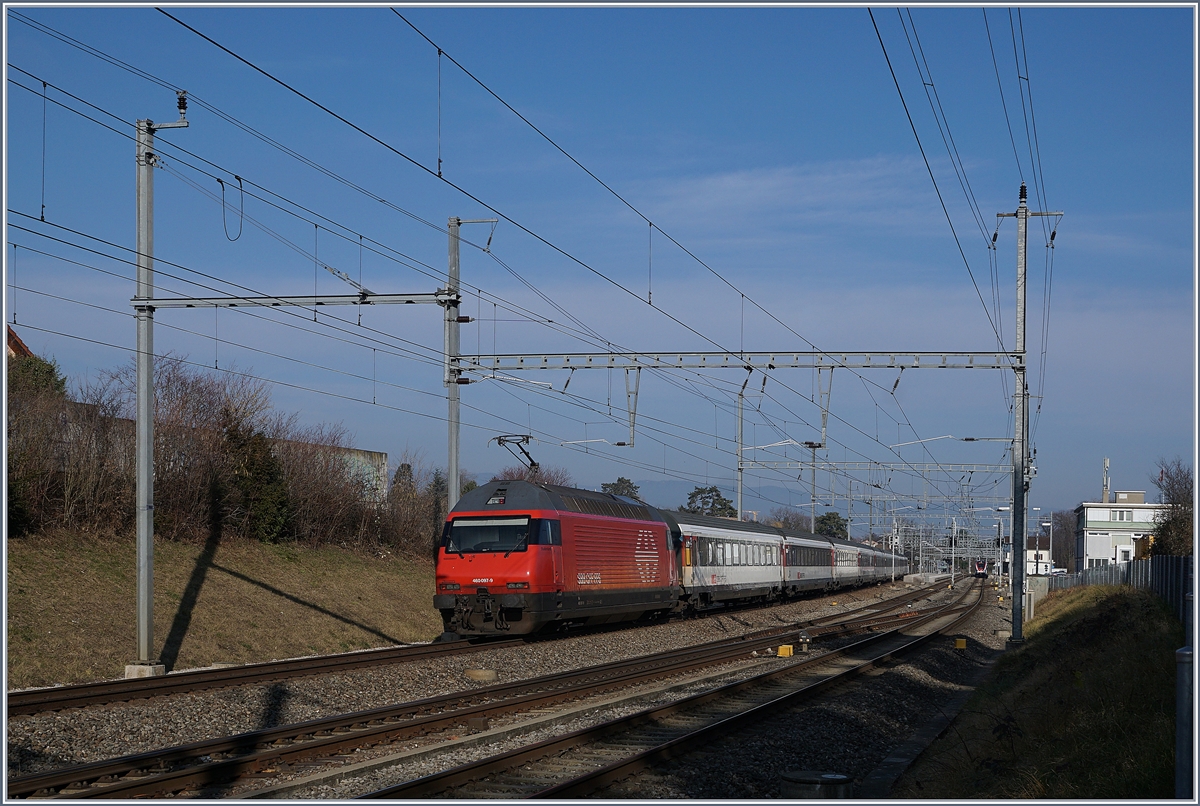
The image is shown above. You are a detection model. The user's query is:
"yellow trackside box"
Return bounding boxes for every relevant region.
[954,638,967,650]
[778,645,794,657]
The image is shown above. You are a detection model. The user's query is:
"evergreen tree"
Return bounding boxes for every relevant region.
[223,417,290,543]
[681,485,736,517]
[7,353,67,399]
[601,476,641,499]
[814,511,848,539]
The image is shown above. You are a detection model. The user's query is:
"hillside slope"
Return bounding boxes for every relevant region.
[892,585,1183,798]
[7,531,441,690]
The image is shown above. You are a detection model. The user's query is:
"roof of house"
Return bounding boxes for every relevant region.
[6,325,33,358]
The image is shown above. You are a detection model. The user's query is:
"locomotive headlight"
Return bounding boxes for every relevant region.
[506,582,530,589]
[440,583,461,591]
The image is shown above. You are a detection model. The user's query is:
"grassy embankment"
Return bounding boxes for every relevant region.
[893,584,1184,799]
[7,530,441,690]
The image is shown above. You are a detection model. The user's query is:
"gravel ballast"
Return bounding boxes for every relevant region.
[8,580,1013,799]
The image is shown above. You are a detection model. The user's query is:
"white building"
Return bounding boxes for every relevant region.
[1072,490,1163,571]
[1024,535,1052,577]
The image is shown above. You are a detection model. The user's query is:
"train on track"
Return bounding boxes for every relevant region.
[974,559,989,578]
[434,480,911,638]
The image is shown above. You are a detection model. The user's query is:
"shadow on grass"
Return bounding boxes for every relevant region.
[159,481,403,671]
[209,562,404,646]
[159,485,223,672]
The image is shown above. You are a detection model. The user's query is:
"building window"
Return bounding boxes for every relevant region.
[1110,510,1133,522]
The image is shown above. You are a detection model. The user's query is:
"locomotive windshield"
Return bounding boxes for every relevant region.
[442,517,561,553]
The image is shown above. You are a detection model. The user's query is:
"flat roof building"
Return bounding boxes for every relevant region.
[1073,489,1163,571]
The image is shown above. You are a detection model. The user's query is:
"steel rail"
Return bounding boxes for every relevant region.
[359,582,981,798]
[6,583,942,799]
[8,580,939,717]
[541,588,983,799]
[7,638,523,717]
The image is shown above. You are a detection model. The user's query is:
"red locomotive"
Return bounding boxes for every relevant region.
[434,480,910,638]
[434,481,678,636]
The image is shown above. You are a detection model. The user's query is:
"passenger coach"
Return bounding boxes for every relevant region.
[434,480,910,637]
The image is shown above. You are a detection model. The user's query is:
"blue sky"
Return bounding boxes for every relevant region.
[4,5,1195,536]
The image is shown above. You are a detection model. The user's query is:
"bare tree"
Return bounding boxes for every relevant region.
[768,506,812,533]
[1049,510,1076,570]
[1151,456,1193,556]
[489,464,574,486]
[7,351,462,556]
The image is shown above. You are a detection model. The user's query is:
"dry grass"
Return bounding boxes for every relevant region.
[6,529,441,689]
[892,585,1183,799]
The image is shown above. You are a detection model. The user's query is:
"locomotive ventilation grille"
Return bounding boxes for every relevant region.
[560,495,653,521]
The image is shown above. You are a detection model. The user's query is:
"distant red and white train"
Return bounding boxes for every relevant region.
[433,480,911,637]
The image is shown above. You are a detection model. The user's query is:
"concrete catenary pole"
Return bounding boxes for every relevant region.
[996,182,1059,641]
[446,217,461,512]
[131,94,187,677]
[445,217,497,513]
[951,516,956,586]
[134,117,156,669]
[1010,182,1029,643]
[736,385,743,520]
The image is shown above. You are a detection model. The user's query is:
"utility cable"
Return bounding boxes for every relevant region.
[14,21,974,500]
[899,8,990,244]
[11,22,945,491]
[868,8,1003,350]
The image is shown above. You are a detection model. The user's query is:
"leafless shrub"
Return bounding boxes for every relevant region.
[275,421,373,548]
[7,377,68,533]
[58,376,132,529]
[382,449,439,556]
[102,356,277,541]
[9,352,492,557]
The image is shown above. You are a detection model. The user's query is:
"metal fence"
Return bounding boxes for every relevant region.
[1047,555,1194,625]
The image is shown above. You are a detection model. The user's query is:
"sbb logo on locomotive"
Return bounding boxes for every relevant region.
[577,572,602,585]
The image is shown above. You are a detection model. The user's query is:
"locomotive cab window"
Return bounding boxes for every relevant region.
[443,517,556,553]
[533,519,562,545]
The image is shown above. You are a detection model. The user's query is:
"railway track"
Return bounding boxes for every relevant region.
[361,580,983,799]
[7,578,935,718]
[6,638,522,717]
[5,582,946,799]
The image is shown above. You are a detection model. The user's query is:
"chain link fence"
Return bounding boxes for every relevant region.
[1047,555,1193,625]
